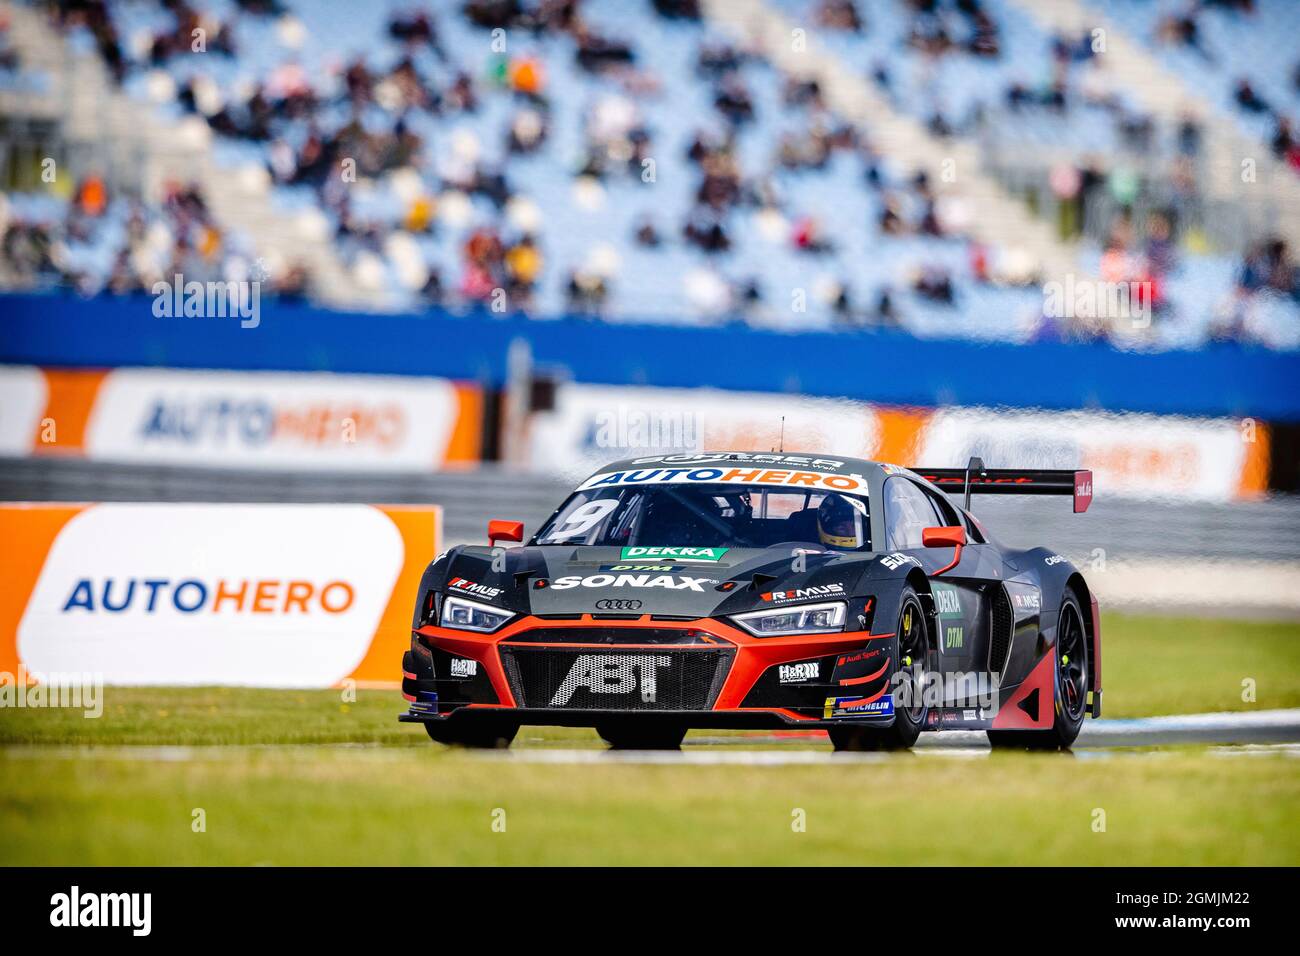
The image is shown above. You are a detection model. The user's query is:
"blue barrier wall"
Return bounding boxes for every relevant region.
[2,292,1298,419]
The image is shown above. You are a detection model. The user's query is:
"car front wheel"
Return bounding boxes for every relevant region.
[829,587,930,752]
[597,723,687,750]
[424,720,518,749]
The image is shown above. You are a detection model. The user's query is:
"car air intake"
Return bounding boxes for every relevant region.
[989,585,1013,675]
[500,646,734,711]
[501,627,726,646]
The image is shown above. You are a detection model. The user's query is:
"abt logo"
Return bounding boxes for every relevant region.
[550,654,671,706]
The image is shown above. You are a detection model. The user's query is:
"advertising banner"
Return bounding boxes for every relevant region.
[0,503,438,687]
[0,365,48,455]
[526,384,893,485]
[914,407,1268,501]
[0,366,481,469]
[528,383,1268,501]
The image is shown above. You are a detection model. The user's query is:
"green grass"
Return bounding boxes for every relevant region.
[1,611,1295,748]
[1,611,1297,865]
[1,746,1295,865]
[1100,613,1300,717]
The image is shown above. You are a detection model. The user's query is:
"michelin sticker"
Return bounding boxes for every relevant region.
[825,694,895,718]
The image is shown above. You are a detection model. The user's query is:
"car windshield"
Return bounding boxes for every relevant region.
[533,483,872,552]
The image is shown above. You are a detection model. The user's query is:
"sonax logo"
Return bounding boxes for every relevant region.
[17,504,403,687]
[550,574,716,592]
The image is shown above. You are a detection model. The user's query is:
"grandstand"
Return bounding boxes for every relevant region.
[1,0,1297,349]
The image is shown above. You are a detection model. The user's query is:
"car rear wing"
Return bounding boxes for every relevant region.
[912,458,1093,513]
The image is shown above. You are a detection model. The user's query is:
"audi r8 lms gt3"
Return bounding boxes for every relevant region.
[400,453,1101,751]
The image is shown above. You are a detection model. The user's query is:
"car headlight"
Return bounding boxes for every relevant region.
[441,595,514,633]
[731,601,846,637]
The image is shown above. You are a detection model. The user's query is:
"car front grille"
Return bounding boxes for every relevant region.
[501,626,724,646]
[499,645,734,711]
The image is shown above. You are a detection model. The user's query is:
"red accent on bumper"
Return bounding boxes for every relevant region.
[991,650,1056,729]
[837,656,891,686]
[414,613,894,720]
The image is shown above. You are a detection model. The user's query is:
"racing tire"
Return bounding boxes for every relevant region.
[987,590,1089,751]
[829,586,931,752]
[424,720,518,749]
[597,723,687,750]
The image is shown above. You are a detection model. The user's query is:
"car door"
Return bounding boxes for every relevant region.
[882,477,996,677]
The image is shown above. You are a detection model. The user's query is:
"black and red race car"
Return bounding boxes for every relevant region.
[401,452,1100,751]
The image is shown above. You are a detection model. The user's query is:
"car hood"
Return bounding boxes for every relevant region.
[439,545,881,619]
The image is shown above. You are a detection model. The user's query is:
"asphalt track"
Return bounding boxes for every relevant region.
[3,710,1297,771]
[483,709,1300,764]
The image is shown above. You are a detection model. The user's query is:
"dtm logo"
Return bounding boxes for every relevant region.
[550,655,671,706]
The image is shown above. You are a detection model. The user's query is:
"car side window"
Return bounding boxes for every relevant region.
[920,485,960,527]
[960,508,986,543]
[884,477,942,550]
[917,483,987,544]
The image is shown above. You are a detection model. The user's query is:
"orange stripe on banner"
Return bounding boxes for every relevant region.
[1238,422,1271,499]
[0,504,88,674]
[32,369,109,456]
[345,505,441,685]
[873,406,932,466]
[442,383,483,466]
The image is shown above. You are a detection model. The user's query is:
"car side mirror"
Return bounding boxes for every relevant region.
[488,520,524,546]
[921,525,966,576]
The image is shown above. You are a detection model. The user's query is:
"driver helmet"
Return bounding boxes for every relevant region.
[817,493,863,550]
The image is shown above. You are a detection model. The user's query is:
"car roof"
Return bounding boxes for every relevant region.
[588,451,886,478]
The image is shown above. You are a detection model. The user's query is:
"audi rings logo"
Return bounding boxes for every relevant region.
[595,599,642,611]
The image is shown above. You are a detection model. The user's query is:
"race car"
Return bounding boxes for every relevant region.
[401,452,1101,751]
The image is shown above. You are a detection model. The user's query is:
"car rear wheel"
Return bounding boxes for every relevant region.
[424,720,518,749]
[828,587,930,752]
[988,590,1088,751]
[597,723,687,750]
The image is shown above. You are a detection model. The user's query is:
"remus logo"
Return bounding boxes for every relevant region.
[50,886,151,936]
